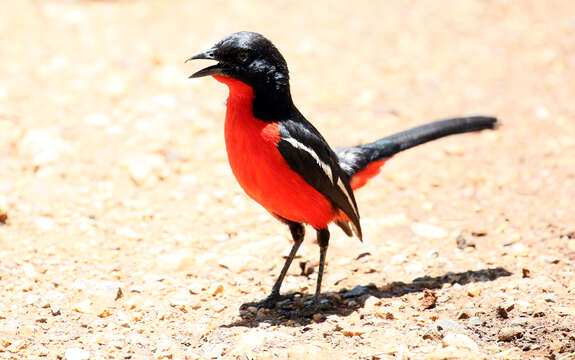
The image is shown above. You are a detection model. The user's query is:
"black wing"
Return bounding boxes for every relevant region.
[276,117,362,239]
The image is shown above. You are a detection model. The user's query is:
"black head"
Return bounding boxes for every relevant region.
[187,32,290,93]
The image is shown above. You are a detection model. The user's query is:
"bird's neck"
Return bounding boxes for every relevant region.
[213,75,293,122]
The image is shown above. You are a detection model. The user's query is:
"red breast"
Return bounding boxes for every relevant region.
[214,75,337,229]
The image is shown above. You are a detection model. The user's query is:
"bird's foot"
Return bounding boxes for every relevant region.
[292,302,319,317]
[240,292,301,310]
[280,296,328,318]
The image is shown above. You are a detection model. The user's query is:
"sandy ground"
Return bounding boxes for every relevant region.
[1,0,575,359]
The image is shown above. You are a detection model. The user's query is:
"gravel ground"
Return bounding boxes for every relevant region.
[1,1,574,359]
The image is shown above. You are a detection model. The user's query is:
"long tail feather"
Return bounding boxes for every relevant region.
[381,116,497,153]
[336,116,498,189]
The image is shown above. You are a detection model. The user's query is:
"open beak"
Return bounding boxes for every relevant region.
[185,47,225,78]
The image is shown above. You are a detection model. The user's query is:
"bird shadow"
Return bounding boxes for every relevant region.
[222,267,512,328]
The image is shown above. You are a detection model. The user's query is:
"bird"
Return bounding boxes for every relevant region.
[187,31,497,314]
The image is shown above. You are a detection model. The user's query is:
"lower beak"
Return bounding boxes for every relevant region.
[186,48,224,78]
[188,64,225,78]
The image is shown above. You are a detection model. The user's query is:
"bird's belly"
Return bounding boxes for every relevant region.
[224,117,335,229]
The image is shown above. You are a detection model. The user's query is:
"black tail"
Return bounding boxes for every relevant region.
[336,116,498,177]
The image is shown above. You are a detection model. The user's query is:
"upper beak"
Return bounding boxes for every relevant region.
[185,47,224,78]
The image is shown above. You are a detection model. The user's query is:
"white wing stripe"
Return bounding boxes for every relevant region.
[337,177,358,215]
[283,137,334,183]
[283,136,359,222]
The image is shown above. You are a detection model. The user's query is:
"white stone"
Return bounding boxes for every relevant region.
[19,130,70,166]
[65,347,90,360]
[411,223,447,239]
[442,332,480,353]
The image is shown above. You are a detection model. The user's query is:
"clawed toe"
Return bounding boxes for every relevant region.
[240,292,301,310]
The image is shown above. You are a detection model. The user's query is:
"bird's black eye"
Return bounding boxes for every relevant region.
[236,51,250,63]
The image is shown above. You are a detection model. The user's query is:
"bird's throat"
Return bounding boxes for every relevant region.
[213,75,293,122]
[213,75,255,100]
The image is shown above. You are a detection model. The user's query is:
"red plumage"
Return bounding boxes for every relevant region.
[216,76,338,229]
[349,159,389,190]
[188,32,497,313]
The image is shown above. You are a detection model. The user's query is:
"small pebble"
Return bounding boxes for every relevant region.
[299,260,315,277]
[497,304,511,319]
[343,285,368,298]
[213,303,226,313]
[312,313,324,322]
[502,301,515,312]
[341,327,368,337]
[116,312,130,327]
[515,300,532,312]
[129,286,144,293]
[19,325,35,337]
[50,304,61,316]
[97,309,112,318]
[510,243,529,257]
[411,223,446,239]
[468,317,482,326]
[363,295,381,310]
[420,290,437,310]
[422,327,442,341]
[498,327,524,341]
[375,311,395,320]
[19,130,69,165]
[209,283,224,296]
[1,338,12,348]
[73,299,92,314]
[467,285,481,297]
[442,332,479,352]
[543,293,556,303]
[125,153,168,186]
[455,233,476,250]
[37,345,49,356]
[555,306,575,316]
[0,196,7,224]
[24,294,41,305]
[390,254,408,265]
[509,317,528,326]
[434,319,464,333]
[543,256,560,264]
[532,309,546,318]
[496,347,523,359]
[35,217,54,231]
[456,311,470,320]
[355,245,375,260]
[110,340,123,350]
[64,347,90,360]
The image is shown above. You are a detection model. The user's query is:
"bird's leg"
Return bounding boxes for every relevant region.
[267,222,305,300]
[312,228,330,306]
[296,228,330,316]
[241,222,305,309]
